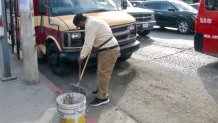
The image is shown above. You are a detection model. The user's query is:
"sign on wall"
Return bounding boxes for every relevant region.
[19,0,30,12]
[0,0,2,16]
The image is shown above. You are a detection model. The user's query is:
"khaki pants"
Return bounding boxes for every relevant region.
[97,47,120,99]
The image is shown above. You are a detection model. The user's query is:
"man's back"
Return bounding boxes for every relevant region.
[85,17,117,48]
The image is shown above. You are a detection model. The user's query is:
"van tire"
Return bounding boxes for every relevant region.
[119,53,132,61]
[138,30,150,37]
[177,19,191,34]
[47,43,71,76]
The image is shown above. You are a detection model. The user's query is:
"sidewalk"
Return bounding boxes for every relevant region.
[0,50,96,123]
[0,51,60,123]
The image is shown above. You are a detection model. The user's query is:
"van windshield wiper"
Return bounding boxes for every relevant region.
[86,9,111,13]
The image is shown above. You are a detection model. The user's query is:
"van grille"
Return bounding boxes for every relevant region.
[111,24,136,45]
[112,26,128,33]
[131,14,153,22]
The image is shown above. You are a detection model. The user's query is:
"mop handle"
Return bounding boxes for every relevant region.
[77,52,91,86]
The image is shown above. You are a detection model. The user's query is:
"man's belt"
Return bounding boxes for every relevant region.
[98,45,119,53]
[97,36,113,49]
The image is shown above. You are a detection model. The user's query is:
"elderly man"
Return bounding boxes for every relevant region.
[73,14,120,107]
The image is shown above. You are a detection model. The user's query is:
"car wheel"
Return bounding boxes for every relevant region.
[138,30,150,37]
[177,19,191,34]
[119,53,132,61]
[47,43,71,76]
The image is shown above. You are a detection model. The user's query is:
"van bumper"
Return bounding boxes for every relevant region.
[136,21,156,32]
[60,40,140,64]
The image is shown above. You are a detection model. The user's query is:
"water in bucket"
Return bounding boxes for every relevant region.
[56,93,86,123]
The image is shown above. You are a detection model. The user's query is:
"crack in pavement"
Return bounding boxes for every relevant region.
[141,47,194,63]
[116,105,143,123]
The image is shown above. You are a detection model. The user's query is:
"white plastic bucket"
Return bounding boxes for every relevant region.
[56,93,86,123]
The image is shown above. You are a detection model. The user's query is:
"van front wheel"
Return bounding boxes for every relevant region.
[119,53,132,61]
[47,43,71,76]
[138,30,150,37]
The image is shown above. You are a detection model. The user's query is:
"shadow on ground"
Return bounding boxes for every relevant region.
[136,35,154,48]
[39,59,137,122]
[197,61,218,104]
[85,60,137,122]
[150,27,194,40]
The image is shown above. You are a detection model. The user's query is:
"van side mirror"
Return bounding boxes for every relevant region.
[38,0,47,15]
[121,0,127,10]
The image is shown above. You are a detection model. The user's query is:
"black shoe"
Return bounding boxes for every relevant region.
[90,97,110,107]
[91,90,98,96]
[91,90,109,97]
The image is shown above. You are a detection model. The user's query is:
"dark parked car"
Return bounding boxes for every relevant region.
[131,0,198,34]
[113,0,156,37]
[190,3,200,10]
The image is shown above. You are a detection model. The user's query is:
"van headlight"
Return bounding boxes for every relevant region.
[129,24,136,37]
[129,24,135,31]
[151,15,155,21]
[191,15,197,20]
[62,31,84,48]
[71,32,81,39]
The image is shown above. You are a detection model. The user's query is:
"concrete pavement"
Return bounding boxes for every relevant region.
[0,52,59,123]
[0,50,96,123]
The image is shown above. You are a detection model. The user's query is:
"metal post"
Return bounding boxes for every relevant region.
[19,0,39,84]
[0,0,16,81]
[9,0,16,54]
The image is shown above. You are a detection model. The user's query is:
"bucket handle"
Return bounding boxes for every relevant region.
[76,106,86,114]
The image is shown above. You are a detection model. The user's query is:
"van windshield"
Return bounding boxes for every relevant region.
[50,0,117,15]
[171,1,196,11]
[112,0,133,9]
[206,0,218,11]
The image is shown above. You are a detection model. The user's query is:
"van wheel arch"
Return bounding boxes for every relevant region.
[46,41,71,76]
[46,38,57,53]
